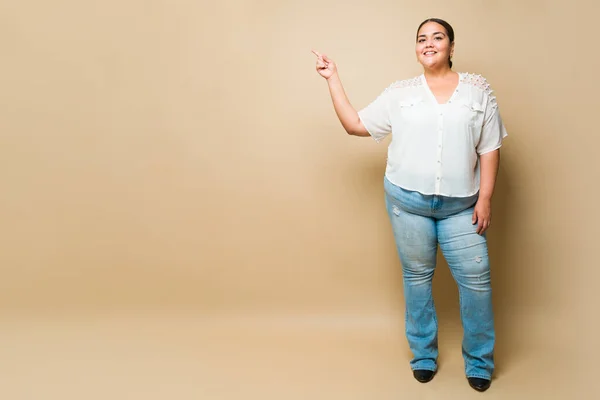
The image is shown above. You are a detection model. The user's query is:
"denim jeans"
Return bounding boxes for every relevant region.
[383,176,495,380]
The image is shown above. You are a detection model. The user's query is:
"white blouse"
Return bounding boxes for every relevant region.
[357,72,508,198]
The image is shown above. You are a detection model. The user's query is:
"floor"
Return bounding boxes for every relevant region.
[0,311,592,399]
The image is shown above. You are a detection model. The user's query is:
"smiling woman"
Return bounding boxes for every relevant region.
[416,18,455,69]
[313,17,508,392]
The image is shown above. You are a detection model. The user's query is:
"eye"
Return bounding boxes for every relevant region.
[435,36,444,40]
[418,39,425,43]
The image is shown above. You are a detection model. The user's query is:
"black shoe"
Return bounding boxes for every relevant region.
[413,369,436,383]
[467,377,491,392]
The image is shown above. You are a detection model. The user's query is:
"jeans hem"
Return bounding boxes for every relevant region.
[411,366,437,372]
[466,374,492,380]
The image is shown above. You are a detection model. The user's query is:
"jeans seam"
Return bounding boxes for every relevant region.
[458,286,469,375]
[432,299,438,349]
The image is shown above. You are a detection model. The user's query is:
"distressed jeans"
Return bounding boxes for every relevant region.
[383,176,495,380]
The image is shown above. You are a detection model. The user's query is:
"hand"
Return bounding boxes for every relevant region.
[311,49,337,80]
[472,199,492,235]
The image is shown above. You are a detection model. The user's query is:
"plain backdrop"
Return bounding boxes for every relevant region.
[0,0,598,398]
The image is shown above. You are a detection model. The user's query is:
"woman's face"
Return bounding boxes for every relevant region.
[415,22,454,69]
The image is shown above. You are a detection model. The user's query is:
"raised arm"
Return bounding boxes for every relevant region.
[312,50,370,137]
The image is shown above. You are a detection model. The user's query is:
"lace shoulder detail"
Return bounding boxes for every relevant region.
[460,72,492,92]
[460,72,499,111]
[389,75,423,90]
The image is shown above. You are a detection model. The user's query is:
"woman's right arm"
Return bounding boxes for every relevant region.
[312,50,369,137]
[325,73,370,137]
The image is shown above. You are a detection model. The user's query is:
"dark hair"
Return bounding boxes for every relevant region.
[416,18,455,68]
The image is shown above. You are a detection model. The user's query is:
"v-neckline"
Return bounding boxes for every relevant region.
[421,72,462,105]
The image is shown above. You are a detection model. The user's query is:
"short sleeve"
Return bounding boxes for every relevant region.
[357,83,394,143]
[476,94,508,155]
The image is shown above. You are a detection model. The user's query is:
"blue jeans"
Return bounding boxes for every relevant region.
[383,176,495,380]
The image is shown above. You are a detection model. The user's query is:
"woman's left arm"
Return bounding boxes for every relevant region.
[473,149,500,235]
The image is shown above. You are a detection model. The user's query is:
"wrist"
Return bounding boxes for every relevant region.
[326,72,340,83]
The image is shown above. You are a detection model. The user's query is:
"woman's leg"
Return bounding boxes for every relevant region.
[437,206,495,380]
[384,188,439,372]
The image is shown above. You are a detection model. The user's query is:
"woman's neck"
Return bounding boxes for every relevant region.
[423,67,454,79]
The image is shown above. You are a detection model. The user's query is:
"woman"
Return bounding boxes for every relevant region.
[312,18,508,392]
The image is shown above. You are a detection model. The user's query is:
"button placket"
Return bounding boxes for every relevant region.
[435,107,444,193]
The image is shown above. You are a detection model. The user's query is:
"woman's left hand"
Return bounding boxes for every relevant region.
[472,199,492,235]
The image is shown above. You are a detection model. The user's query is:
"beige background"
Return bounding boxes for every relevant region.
[0,0,597,398]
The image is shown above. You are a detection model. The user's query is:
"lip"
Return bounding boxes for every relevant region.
[423,51,437,56]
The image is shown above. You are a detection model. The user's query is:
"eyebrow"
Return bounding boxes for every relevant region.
[418,32,446,38]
